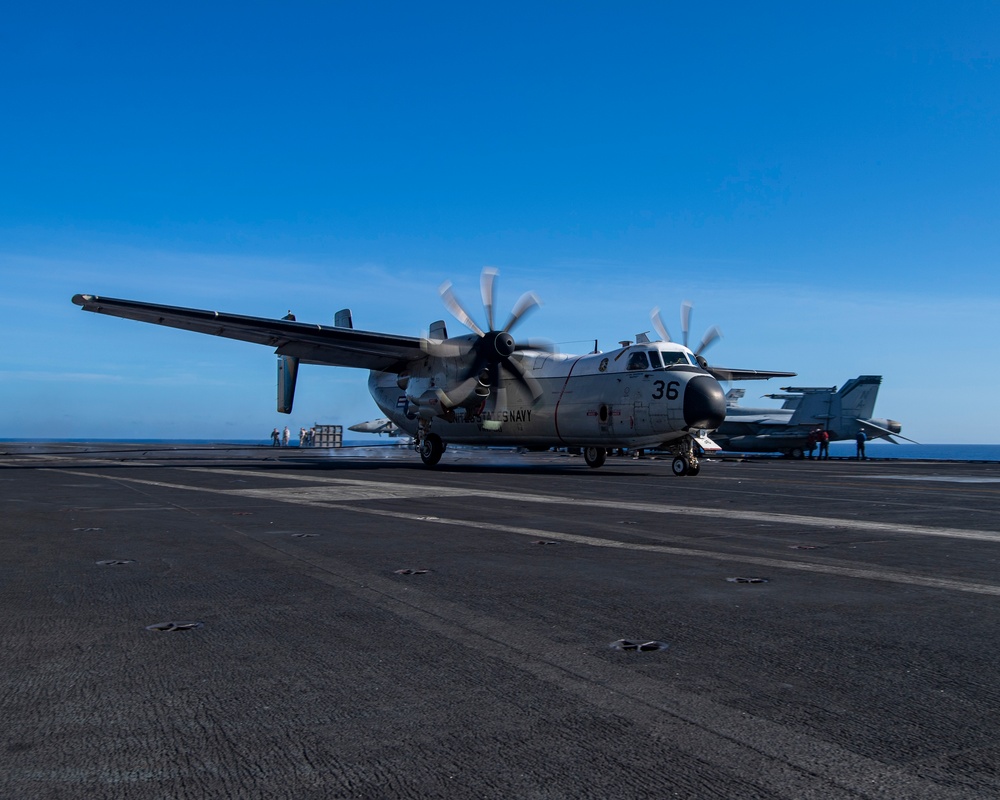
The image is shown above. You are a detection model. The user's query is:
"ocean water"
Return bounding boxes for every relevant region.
[3,438,1000,461]
[825,442,1000,461]
[0,437,398,451]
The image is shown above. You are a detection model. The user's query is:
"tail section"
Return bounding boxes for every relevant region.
[836,375,882,422]
[783,383,841,427]
[785,376,884,439]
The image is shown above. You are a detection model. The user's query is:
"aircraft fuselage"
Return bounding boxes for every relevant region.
[368,343,726,450]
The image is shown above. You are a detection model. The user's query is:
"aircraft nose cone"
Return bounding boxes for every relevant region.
[684,376,726,430]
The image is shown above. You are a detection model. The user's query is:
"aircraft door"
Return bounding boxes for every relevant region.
[632,401,650,436]
[597,402,616,437]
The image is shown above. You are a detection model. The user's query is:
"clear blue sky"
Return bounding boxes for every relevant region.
[3,3,998,442]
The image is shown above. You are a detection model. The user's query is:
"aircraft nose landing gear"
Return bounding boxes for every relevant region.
[671,455,701,476]
[667,433,704,477]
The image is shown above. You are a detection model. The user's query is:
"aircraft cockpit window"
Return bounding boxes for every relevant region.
[648,350,663,369]
[626,351,649,371]
[660,351,689,366]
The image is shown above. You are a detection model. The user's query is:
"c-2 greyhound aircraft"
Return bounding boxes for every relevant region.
[72,269,793,475]
[713,375,915,458]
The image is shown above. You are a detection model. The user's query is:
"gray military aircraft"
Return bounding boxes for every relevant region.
[348,418,404,437]
[72,268,792,475]
[713,375,915,458]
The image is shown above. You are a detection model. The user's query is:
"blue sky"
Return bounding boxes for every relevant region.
[2,3,998,442]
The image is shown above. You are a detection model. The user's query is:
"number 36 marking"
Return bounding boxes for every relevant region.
[651,380,680,400]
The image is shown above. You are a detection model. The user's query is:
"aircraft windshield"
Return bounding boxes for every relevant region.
[660,351,693,366]
[622,348,696,371]
[626,351,649,371]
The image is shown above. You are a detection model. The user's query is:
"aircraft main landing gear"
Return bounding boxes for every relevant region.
[584,446,607,468]
[418,432,445,467]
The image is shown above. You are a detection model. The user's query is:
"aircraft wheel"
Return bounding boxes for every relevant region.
[671,456,689,476]
[790,447,805,460]
[687,459,701,476]
[419,434,444,467]
[583,446,607,468]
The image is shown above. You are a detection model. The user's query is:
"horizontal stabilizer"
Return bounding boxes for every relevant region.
[858,418,919,444]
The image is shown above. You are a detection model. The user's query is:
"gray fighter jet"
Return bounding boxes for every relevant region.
[712,375,915,458]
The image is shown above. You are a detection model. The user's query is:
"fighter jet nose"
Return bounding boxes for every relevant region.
[684,376,726,430]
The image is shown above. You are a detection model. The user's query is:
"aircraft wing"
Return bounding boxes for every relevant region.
[707,366,797,382]
[752,417,799,427]
[71,294,426,372]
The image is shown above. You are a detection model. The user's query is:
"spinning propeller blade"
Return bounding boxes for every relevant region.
[439,281,485,338]
[433,269,545,412]
[650,307,672,343]
[504,354,544,401]
[480,267,498,332]
[696,325,722,356]
[681,301,693,348]
[502,291,541,334]
[434,376,482,408]
[420,337,473,358]
[515,338,557,353]
[651,300,723,363]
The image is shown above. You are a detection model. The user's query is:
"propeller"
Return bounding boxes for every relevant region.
[425,269,547,412]
[651,301,722,358]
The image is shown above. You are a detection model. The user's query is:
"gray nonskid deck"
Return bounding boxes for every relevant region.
[3,445,999,799]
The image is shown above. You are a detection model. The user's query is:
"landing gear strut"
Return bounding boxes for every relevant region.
[418,433,445,467]
[667,435,702,477]
[415,420,446,467]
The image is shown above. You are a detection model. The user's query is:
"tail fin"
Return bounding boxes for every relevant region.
[836,375,882,422]
[785,376,882,433]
